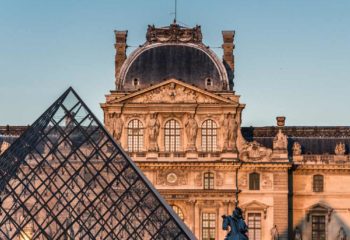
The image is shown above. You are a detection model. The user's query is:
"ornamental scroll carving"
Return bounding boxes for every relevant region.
[157,170,187,186]
[129,83,217,104]
[146,24,202,43]
[239,141,272,162]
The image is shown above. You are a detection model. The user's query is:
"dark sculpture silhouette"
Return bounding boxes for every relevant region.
[222,207,249,240]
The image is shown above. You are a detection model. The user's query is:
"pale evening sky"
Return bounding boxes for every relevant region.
[0,0,349,126]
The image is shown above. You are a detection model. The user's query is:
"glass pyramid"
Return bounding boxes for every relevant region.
[0,88,195,240]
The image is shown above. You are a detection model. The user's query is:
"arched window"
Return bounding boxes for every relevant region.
[249,172,260,190]
[127,119,144,152]
[313,175,324,192]
[201,120,217,152]
[171,205,184,221]
[204,172,214,190]
[164,119,181,152]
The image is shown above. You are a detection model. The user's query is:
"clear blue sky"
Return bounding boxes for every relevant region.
[0,0,349,126]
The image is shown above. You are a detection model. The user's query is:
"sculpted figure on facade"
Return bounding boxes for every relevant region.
[147,113,160,151]
[221,113,237,152]
[338,226,347,240]
[335,142,346,155]
[292,142,302,156]
[0,141,10,155]
[270,225,279,240]
[239,141,272,161]
[273,129,288,150]
[109,113,124,143]
[185,114,198,151]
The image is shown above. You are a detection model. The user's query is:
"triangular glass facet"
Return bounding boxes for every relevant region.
[0,87,195,240]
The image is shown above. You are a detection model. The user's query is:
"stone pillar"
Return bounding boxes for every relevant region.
[273,172,289,239]
[221,31,235,74]
[114,30,128,88]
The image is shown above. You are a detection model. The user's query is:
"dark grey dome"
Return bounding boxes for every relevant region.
[120,44,229,91]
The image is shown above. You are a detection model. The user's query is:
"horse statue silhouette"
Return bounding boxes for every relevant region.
[222,207,249,240]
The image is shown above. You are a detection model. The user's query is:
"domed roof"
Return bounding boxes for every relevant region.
[117,23,232,91]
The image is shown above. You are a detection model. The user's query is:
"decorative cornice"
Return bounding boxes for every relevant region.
[146,23,203,44]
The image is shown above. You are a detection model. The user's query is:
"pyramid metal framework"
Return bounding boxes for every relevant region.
[0,88,195,240]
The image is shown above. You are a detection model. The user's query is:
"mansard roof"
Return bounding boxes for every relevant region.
[242,126,350,155]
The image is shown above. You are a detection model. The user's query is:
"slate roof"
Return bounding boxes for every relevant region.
[242,126,350,155]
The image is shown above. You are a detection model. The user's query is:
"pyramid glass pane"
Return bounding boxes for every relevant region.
[0,88,195,240]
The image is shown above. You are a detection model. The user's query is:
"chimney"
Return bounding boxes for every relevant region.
[222,31,235,74]
[276,116,286,127]
[114,30,128,88]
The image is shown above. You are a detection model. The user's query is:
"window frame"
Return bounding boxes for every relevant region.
[202,212,216,240]
[204,172,214,190]
[313,174,324,192]
[311,215,326,240]
[164,119,181,152]
[247,212,262,240]
[249,172,260,190]
[171,205,184,221]
[201,119,217,152]
[127,119,144,152]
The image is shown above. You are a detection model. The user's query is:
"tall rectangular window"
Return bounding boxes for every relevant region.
[248,213,261,240]
[164,119,181,152]
[312,215,326,240]
[202,213,216,240]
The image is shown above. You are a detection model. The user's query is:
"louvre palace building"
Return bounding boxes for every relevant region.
[1,21,350,240]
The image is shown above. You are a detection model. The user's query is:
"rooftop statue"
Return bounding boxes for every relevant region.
[222,207,248,240]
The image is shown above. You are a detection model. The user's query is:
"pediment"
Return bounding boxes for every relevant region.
[109,79,236,105]
[240,200,269,211]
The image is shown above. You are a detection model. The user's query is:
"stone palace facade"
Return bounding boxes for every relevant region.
[1,22,350,240]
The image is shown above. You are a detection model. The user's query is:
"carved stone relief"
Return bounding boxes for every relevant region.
[238,173,247,188]
[157,170,187,186]
[273,129,287,150]
[147,113,160,151]
[335,142,346,155]
[239,141,272,162]
[261,173,273,189]
[129,83,218,104]
[221,113,237,151]
[107,112,124,143]
[185,114,198,151]
[293,142,302,156]
[216,172,224,187]
[195,173,203,187]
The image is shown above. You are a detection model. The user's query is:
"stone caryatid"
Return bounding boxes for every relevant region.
[338,226,347,240]
[271,225,279,240]
[221,113,237,152]
[185,114,198,151]
[147,113,160,151]
[335,142,346,155]
[293,142,302,156]
[109,113,124,143]
[273,129,288,150]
